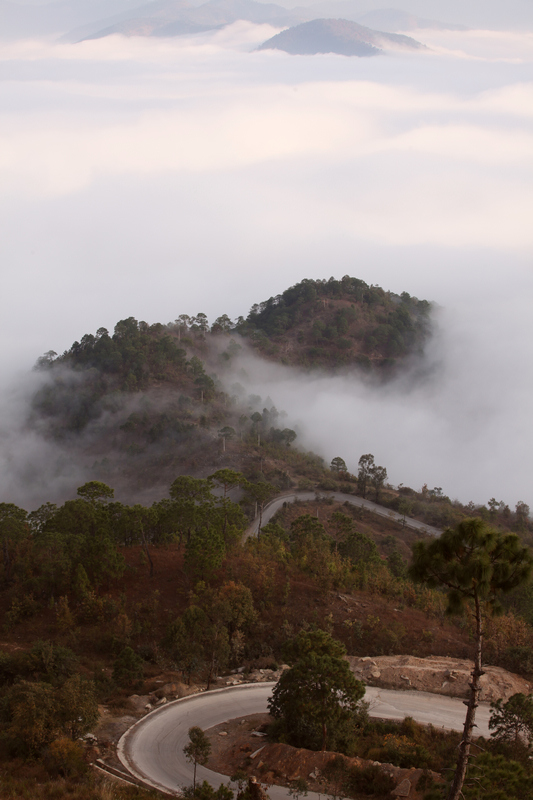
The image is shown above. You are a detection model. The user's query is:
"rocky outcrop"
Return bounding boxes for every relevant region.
[348,655,530,703]
[225,666,289,686]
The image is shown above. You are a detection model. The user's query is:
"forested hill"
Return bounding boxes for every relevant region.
[29,276,432,501]
[239,276,431,369]
[37,275,431,379]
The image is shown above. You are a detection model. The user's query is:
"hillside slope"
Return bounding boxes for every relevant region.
[258,18,426,55]
[29,276,432,501]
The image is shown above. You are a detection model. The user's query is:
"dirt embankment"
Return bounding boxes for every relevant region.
[348,655,530,703]
[207,714,436,800]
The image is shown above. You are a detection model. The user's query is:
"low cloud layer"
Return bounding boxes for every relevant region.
[0,370,88,508]
[226,273,533,508]
[0,23,531,509]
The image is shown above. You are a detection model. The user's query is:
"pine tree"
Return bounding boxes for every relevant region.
[268,628,365,751]
[409,518,533,800]
[184,727,211,789]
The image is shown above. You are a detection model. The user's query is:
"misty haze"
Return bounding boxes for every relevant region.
[0,0,532,515]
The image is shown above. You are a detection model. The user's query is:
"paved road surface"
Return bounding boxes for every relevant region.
[245,491,441,539]
[118,683,489,797]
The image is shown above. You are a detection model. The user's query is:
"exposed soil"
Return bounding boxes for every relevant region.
[206,714,437,800]
[348,655,531,703]
[206,712,272,777]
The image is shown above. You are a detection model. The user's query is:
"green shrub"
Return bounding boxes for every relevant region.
[29,640,78,684]
[5,593,39,628]
[113,646,144,687]
[461,752,533,800]
[345,764,395,796]
[182,781,233,800]
[45,737,87,777]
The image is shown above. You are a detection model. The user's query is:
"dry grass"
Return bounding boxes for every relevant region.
[0,758,160,800]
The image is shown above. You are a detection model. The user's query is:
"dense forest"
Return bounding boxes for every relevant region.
[37,276,432,383]
[241,276,431,368]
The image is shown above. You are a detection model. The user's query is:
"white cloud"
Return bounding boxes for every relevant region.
[225,273,533,506]
[474,82,533,116]
[413,29,533,62]
[0,96,369,195]
[375,124,533,163]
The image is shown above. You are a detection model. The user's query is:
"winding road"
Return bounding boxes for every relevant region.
[245,491,441,539]
[117,493,446,794]
[118,683,490,797]
[116,491,448,793]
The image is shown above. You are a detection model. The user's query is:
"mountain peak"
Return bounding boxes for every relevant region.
[258,17,426,56]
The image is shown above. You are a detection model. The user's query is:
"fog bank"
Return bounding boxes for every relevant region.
[226,271,533,507]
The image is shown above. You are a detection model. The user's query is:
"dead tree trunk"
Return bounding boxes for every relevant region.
[447,594,484,800]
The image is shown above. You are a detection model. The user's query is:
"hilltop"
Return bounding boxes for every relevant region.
[238,277,431,368]
[30,276,432,503]
[257,18,426,56]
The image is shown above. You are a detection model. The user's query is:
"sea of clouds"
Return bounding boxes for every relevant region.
[0,18,531,509]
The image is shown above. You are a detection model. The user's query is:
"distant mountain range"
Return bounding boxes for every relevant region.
[2,0,532,40]
[356,8,467,32]
[0,0,469,41]
[73,0,299,41]
[0,0,146,37]
[257,18,426,56]
[50,0,466,43]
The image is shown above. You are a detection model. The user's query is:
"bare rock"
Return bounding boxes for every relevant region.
[347,655,529,701]
[392,778,411,796]
[127,694,152,713]
[175,683,200,698]
[249,670,276,683]
[226,677,244,686]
